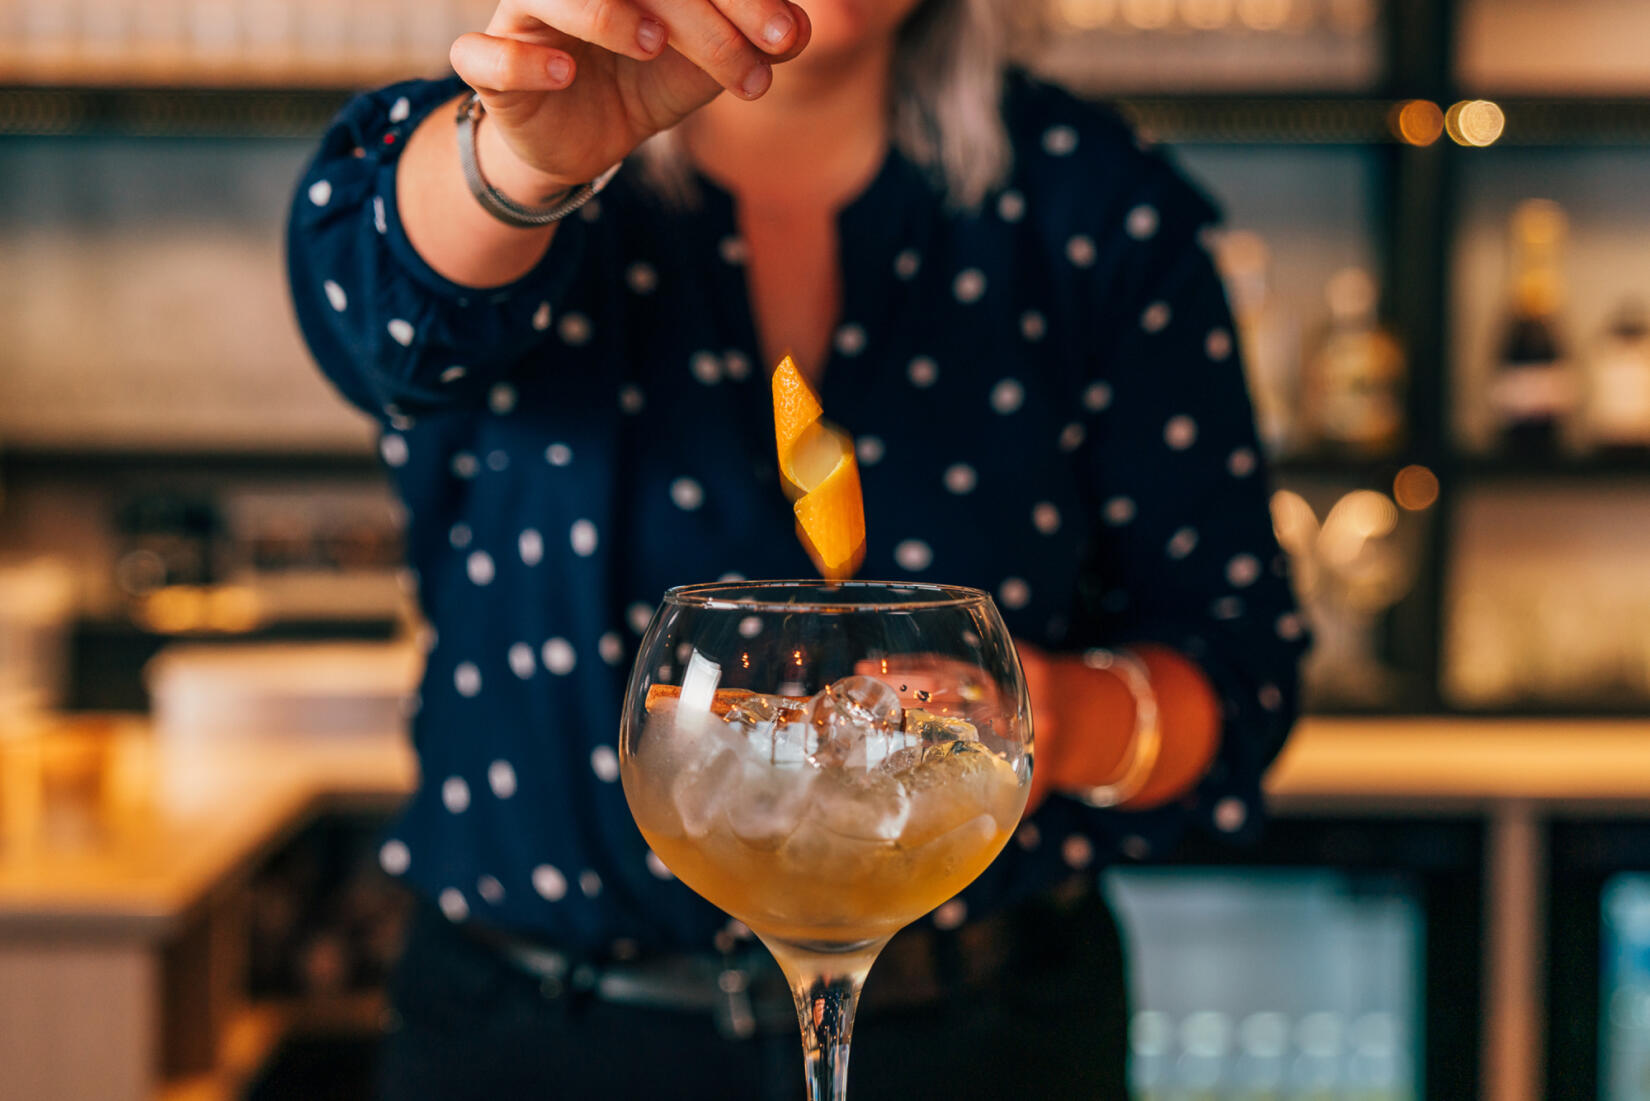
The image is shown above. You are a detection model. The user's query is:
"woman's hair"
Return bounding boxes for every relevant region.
[637,0,1048,211]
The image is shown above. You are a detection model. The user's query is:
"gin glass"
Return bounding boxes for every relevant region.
[619,581,1033,1100]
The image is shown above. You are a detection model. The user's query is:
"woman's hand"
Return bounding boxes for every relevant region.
[451,0,813,202]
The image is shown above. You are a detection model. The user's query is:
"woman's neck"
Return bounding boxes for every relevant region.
[683,41,897,213]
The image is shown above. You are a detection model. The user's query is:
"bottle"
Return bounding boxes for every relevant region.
[1491,200,1576,456]
[1584,300,1650,458]
[1302,267,1406,459]
[1216,231,1302,459]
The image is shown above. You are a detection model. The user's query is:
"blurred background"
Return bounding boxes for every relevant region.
[2,1,1649,1099]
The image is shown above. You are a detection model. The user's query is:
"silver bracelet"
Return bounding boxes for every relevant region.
[454,93,620,229]
[1070,647,1162,809]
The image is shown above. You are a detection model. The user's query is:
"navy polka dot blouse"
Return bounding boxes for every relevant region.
[287,71,1307,955]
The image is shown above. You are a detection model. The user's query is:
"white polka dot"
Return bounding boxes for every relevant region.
[578,198,603,222]
[1165,415,1198,450]
[438,888,468,922]
[1142,301,1172,333]
[646,851,674,880]
[908,356,939,388]
[1276,613,1305,641]
[323,280,348,312]
[1042,124,1079,156]
[486,449,509,472]
[1104,496,1136,525]
[999,577,1031,610]
[488,760,518,799]
[454,662,482,697]
[618,384,645,415]
[532,302,552,331]
[628,602,654,635]
[990,378,1025,415]
[1259,683,1283,711]
[719,572,745,583]
[835,323,867,357]
[571,519,599,557]
[932,899,968,930]
[442,776,471,813]
[440,365,467,384]
[542,638,576,675]
[1214,797,1248,833]
[1066,235,1097,268]
[671,477,705,511]
[380,434,408,467]
[451,451,479,479]
[448,523,472,549]
[723,350,751,381]
[1083,381,1113,412]
[373,195,388,234]
[385,404,413,431]
[546,443,573,467]
[1227,554,1262,588]
[467,550,495,586]
[1020,311,1047,342]
[579,870,603,898]
[590,746,620,783]
[1126,203,1160,240]
[1033,502,1061,535]
[1062,833,1094,869]
[1016,822,1041,850]
[1058,422,1087,452]
[1206,328,1234,361]
[1229,448,1258,477]
[1167,527,1199,559]
[388,95,411,123]
[532,864,567,901]
[477,875,505,904]
[719,235,747,265]
[626,261,658,294]
[599,632,625,665]
[387,319,414,346]
[894,539,933,572]
[690,351,722,385]
[508,642,537,680]
[856,436,885,466]
[379,839,411,876]
[894,249,922,280]
[997,190,1026,222]
[518,528,544,566]
[489,383,517,415]
[308,179,333,207]
[1121,835,1151,861]
[953,268,987,304]
[1212,596,1245,620]
[943,463,977,494]
[558,312,592,345]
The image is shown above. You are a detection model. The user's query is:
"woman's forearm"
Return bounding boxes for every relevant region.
[396,94,575,289]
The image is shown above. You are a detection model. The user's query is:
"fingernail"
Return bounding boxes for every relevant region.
[742,62,772,99]
[762,13,794,47]
[548,56,572,84]
[637,18,665,54]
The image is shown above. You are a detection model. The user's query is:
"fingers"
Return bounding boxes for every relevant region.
[451,32,577,94]
[709,0,803,56]
[633,0,774,99]
[509,0,671,63]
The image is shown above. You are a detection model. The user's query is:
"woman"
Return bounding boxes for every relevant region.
[287,0,1307,1096]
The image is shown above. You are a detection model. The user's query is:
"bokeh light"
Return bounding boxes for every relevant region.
[1445,100,1506,147]
[1393,465,1441,512]
[1391,100,1445,147]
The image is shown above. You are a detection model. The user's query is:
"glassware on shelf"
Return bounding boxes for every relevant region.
[1216,230,1303,461]
[1584,300,1650,458]
[1490,199,1577,458]
[619,580,1032,1101]
[1302,267,1407,460]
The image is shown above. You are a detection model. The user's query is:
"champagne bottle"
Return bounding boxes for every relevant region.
[1490,200,1576,456]
[1302,267,1406,459]
[1584,300,1650,458]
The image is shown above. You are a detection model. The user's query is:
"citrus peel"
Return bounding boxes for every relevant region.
[771,355,866,579]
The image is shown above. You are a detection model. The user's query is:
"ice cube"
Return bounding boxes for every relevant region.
[812,767,911,842]
[906,812,1000,880]
[903,708,979,744]
[808,675,912,768]
[893,740,1026,845]
[726,757,817,850]
[670,746,742,837]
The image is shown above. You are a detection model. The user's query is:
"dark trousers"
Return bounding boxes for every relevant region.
[378,882,1129,1100]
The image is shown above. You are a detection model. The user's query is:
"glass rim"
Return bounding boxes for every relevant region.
[662,579,993,613]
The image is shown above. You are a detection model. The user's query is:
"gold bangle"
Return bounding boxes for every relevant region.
[1070,647,1161,809]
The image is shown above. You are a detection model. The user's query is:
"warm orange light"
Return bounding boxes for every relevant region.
[1446,100,1505,147]
[1393,465,1440,511]
[1391,100,1444,147]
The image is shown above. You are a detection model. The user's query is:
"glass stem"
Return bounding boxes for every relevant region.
[762,937,886,1101]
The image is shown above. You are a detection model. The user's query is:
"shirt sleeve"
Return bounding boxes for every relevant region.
[1061,163,1310,856]
[285,76,595,422]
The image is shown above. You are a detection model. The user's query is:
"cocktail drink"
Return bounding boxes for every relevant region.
[620,581,1032,1100]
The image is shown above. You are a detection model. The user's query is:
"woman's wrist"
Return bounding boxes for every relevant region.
[473,110,585,210]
